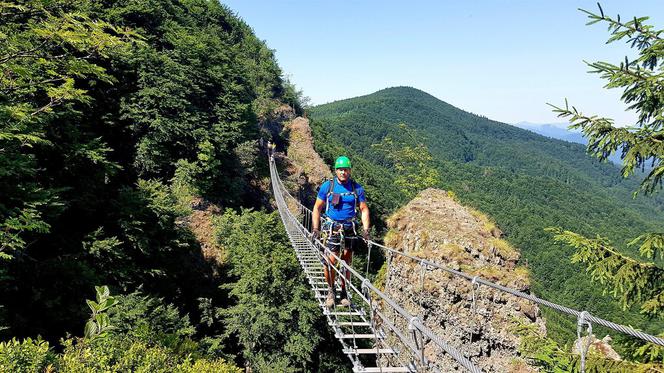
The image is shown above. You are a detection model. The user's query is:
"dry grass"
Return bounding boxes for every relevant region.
[491,238,520,261]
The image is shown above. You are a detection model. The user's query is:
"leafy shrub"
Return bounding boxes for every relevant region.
[59,336,240,373]
[108,292,196,354]
[0,337,56,373]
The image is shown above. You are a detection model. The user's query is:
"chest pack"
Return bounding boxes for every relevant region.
[325,178,359,217]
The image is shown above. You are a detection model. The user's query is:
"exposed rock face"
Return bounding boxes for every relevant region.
[380,188,545,372]
[285,117,332,186]
[282,116,332,206]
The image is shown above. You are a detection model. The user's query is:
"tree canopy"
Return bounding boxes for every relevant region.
[0,1,341,371]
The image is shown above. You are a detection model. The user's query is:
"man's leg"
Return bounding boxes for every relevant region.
[339,248,353,306]
[324,235,340,308]
[324,251,337,289]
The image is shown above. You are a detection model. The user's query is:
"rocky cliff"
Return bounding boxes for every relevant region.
[278,115,332,208]
[381,188,546,372]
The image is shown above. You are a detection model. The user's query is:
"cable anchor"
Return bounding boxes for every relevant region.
[576,310,593,373]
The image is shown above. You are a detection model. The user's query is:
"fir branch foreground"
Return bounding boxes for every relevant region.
[550,3,664,364]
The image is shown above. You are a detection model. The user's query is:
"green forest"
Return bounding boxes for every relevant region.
[309,86,664,348]
[0,0,349,371]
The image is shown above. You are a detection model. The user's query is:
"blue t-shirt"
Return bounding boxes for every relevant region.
[317,178,367,221]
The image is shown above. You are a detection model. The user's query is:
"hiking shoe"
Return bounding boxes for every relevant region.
[325,289,335,308]
[340,296,351,307]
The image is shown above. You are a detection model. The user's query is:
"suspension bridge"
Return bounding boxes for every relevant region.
[268,156,664,372]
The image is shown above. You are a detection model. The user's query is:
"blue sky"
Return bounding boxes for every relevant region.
[223,1,664,126]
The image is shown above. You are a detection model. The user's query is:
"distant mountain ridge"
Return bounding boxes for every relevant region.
[309,86,664,340]
[514,121,622,164]
[514,121,587,144]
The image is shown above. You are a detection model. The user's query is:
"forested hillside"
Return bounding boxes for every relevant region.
[0,1,347,371]
[309,86,664,344]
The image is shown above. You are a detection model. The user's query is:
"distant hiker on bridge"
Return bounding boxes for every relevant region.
[267,140,276,160]
[311,156,371,308]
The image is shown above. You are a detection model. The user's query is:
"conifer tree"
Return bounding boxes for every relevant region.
[549,3,664,362]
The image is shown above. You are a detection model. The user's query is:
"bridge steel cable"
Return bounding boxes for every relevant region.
[365,241,664,348]
[269,157,482,373]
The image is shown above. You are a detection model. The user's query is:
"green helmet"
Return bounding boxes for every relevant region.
[334,156,352,169]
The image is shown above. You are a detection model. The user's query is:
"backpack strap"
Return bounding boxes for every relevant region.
[350,179,358,214]
[325,178,335,215]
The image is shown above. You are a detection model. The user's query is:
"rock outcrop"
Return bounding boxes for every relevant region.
[285,116,332,186]
[573,335,622,362]
[380,188,545,372]
[281,116,332,207]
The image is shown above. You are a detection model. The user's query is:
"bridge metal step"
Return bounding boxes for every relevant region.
[325,310,364,316]
[316,294,342,299]
[333,321,372,327]
[338,334,382,339]
[336,334,383,339]
[344,348,396,355]
[354,367,411,373]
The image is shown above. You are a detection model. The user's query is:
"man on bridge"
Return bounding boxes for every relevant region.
[312,156,371,308]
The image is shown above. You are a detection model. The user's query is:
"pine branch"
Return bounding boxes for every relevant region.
[580,6,662,44]
[548,227,664,317]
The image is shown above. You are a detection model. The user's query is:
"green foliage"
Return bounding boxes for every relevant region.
[512,319,663,372]
[0,337,56,373]
[0,334,240,373]
[107,292,197,354]
[0,206,49,260]
[550,5,664,196]
[84,285,118,340]
[215,209,324,372]
[0,0,342,369]
[372,123,440,199]
[0,285,241,372]
[170,159,199,215]
[0,0,292,354]
[58,335,240,373]
[548,228,664,319]
[281,77,310,115]
[0,0,137,264]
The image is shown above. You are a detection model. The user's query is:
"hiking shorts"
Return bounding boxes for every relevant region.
[320,220,359,257]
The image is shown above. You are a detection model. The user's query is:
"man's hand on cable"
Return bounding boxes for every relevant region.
[311,229,320,243]
[362,228,371,242]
